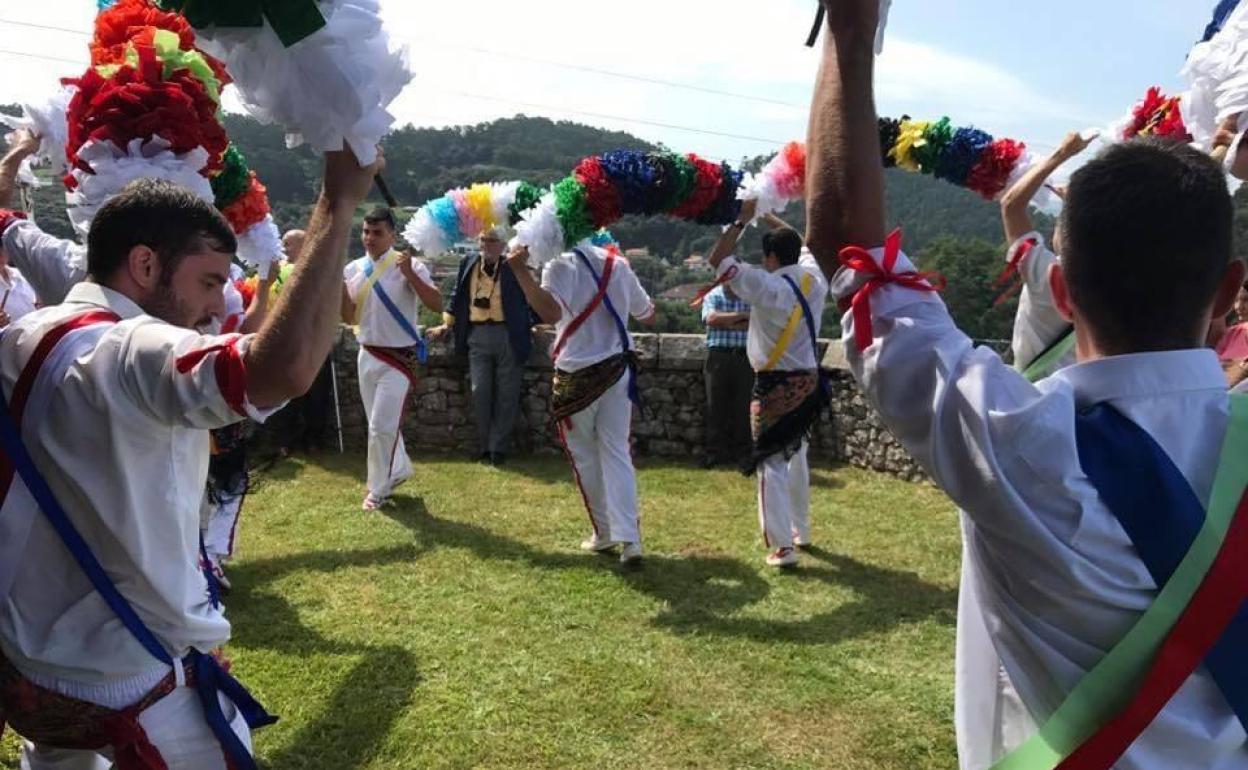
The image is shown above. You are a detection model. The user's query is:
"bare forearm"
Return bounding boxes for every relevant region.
[708,312,750,328]
[0,155,24,210]
[709,225,745,269]
[247,196,355,405]
[805,31,883,276]
[1000,154,1063,242]
[410,275,444,313]
[239,281,272,334]
[509,261,561,325]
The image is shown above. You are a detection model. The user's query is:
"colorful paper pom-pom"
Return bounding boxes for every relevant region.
[211,145,251,208]
[912,117,953,175]
[697,164,744,226]
[220,174,271,233]
[598,150,656,217]
[965,138,1026,200]
[508,182,545,226]
[878,117,906,168]
[573,157,622,230]
[552,177,596,246]
[935,127,994,187]
[890,119,930,172]
[670,154,723,220]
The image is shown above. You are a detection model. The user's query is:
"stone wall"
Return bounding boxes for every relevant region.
[317,327,926,481]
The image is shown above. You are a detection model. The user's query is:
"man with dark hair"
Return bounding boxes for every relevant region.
[808,2,1248,766]
[342,205,443,510]
[430,227,537,465]
[708,211,828,569]
[0,150,383,769]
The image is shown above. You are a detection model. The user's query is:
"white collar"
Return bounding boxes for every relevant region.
[63,282,145,320]
[1051,349,1227,408]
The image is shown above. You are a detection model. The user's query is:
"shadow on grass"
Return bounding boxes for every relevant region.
[381,497,954,647]
[228,545,424,770]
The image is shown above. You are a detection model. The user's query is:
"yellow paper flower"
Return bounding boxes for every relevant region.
[891,119,930,172]
[466,183,496,232]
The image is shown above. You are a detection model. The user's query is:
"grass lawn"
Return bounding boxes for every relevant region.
[2,453,961,769]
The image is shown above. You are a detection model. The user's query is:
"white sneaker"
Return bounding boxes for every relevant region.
[580,534,622,552]
[362,494,387,511]
[619,542,644,564]
[766,547,799,568]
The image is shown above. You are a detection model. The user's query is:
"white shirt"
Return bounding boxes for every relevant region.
[0,283,280,705]
[1008,232,1075,374]
[541,247,654,372]
[832,244,1247,770]
[0,267,38,325]
[1,219,87,305]
[218,263,247,335]
[344,250,434,348]
[718,249,828,372]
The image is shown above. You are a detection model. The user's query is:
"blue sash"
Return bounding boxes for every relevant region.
[0,354,276,768]
[1076,402,1248,729]
[572,249,641,405]
[1203,0,1241,42]
[362,258,428,364]
[781,274,830,402]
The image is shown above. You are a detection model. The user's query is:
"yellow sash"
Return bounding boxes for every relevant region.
[761,273,814,372]
[354,250,399,325]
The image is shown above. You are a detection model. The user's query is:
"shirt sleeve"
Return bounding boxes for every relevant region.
[701,289,721,322]
[1008,232,1069,371]
[540,261,574,320]
[831,243,1054,523]
[116,322,285,430]
[721,256,795,310]
[621,264,655,320]
[2,220,87,305]
[343,261,365,302]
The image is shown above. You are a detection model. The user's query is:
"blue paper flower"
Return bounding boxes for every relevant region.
[935,127,994,186]
[598,150,656,217]
[427,197,463,244]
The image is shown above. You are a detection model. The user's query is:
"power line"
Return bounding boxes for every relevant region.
[0,48,86,67]
[400,35,808,110]
[0,18,89,36]
[0,18,810,112]
[426,88,787,147]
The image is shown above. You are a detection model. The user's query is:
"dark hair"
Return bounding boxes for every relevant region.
[87,178,236,283]
[1061,138,1233,353]
[762,228,803,267]
[363,206,397,232]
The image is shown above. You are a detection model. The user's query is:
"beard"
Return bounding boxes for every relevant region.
[145,284,207,330]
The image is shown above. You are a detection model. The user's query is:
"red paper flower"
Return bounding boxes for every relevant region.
[965,139,1026,200]
[1127,87,1190,142]
[65,44,228,177]
[220,174,271,234]
[91,0,231,86]
[236,277,256,310]
[574,156,622,229]
[670,154,722,220]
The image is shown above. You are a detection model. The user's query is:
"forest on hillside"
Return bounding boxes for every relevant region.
[14,109,1247,343]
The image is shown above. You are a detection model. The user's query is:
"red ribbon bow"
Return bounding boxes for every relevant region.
[837,229,945,352]
[991,237,1037,307]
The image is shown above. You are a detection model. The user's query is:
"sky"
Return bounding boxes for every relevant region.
[0,0,1210,163]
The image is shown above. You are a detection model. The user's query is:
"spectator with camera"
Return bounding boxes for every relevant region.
[430,228,538,465]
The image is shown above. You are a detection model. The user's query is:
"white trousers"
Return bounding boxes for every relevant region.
[21,688,252,770]
[757,441,810,550]
[358,348,414,499]
[557,375,641,544]
[201,491,244,562]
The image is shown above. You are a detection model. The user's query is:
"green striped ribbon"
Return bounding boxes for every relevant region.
[990,394,1248,769]
[1021,331,1076,383]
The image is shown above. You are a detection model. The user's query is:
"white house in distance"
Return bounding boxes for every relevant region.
[683,253,712,274]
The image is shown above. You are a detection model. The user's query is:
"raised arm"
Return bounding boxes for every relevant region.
[505,247,562,325]
[238,267,276,335]
[708,199,757,270]
[245,150,381,407]
[1000,132,1093,244]
[0,130,39,210]
[804,0,886,275]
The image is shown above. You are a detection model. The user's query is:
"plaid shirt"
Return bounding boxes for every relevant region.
[701,285,750,349]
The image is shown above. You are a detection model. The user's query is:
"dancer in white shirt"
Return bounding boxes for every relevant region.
[0,149,383,770]
[508,243,655,564]
[997,132,1093,380]
[707,210,828,568]
[342,207,443,511]
[806,3,1248,767]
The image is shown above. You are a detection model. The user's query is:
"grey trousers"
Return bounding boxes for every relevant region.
[468,324,524,454]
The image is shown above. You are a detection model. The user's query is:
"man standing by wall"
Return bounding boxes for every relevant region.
[343,207,443,510]
[431,228,536,465]
[700,284,752,468]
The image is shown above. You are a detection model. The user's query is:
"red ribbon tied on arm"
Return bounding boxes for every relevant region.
[991,236,1037,307]
[837,229,945,352]
[689,265,738,309]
